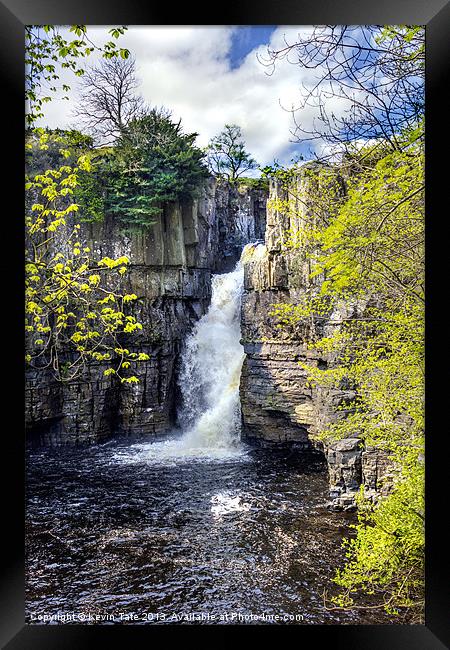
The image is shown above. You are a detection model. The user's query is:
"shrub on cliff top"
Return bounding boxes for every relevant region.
[236,176,269,192]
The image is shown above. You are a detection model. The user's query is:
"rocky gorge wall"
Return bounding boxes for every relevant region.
[26,178,267,446]
[239,168,394,509]
[214,181,267,272]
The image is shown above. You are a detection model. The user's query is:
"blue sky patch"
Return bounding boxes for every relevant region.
[229,26,276,69]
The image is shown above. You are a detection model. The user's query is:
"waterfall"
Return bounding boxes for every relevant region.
[174,243,266,454]
[177,262,245,449]
[112,243,265,464]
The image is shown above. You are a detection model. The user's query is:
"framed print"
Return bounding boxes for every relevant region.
[1,0,449,647]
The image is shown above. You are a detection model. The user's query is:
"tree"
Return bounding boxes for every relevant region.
[105,109,209,228]
[73,55,146,145]
[268,140,424,622]
[25,26,147,383]
[25,138,147,383]
[206,124,258,182]
[262,26,425,621]
[259,25,424,161]
[25,25,130,128]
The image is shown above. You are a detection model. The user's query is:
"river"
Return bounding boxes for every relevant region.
[25,246,389,625]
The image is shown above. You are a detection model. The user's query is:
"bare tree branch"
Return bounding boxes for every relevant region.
[258,25,424,160]
[72,56,147,146]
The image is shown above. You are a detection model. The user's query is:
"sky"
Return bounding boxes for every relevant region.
[36,25,344,170]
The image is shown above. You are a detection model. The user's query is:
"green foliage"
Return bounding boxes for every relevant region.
[206,124,258,183]
[262,161,346,274]
[25,138,147,382]
[332,463,424,620]
[104,110,209,228]
[26,113,211,233]
[25,128,94,172]
[26,128,107,223]
[269,135,424,620]
[74,158,108,223]
[265,28,425,618]
[304,301,424,455]
[236,175,269,192]
[25,26,147,383]
[313,150,424,303]
[376,25,425,70]
[25,25,129,126]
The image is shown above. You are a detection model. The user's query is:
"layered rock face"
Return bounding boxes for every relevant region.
[239,168,394,508]
[26,178,267,446]
[214,182,267,272]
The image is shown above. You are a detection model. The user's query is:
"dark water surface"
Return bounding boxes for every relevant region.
[26,437,388,625]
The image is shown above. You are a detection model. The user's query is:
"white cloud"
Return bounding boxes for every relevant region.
[35,25,352,169]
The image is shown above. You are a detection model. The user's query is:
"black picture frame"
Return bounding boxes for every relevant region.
[1,1,449,647]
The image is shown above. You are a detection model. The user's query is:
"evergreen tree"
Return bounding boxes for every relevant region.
[206,124,258,183]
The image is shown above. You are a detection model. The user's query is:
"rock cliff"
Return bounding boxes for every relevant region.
[26,178,267,446]
[214,181,267,272]
[239,167,394,509]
